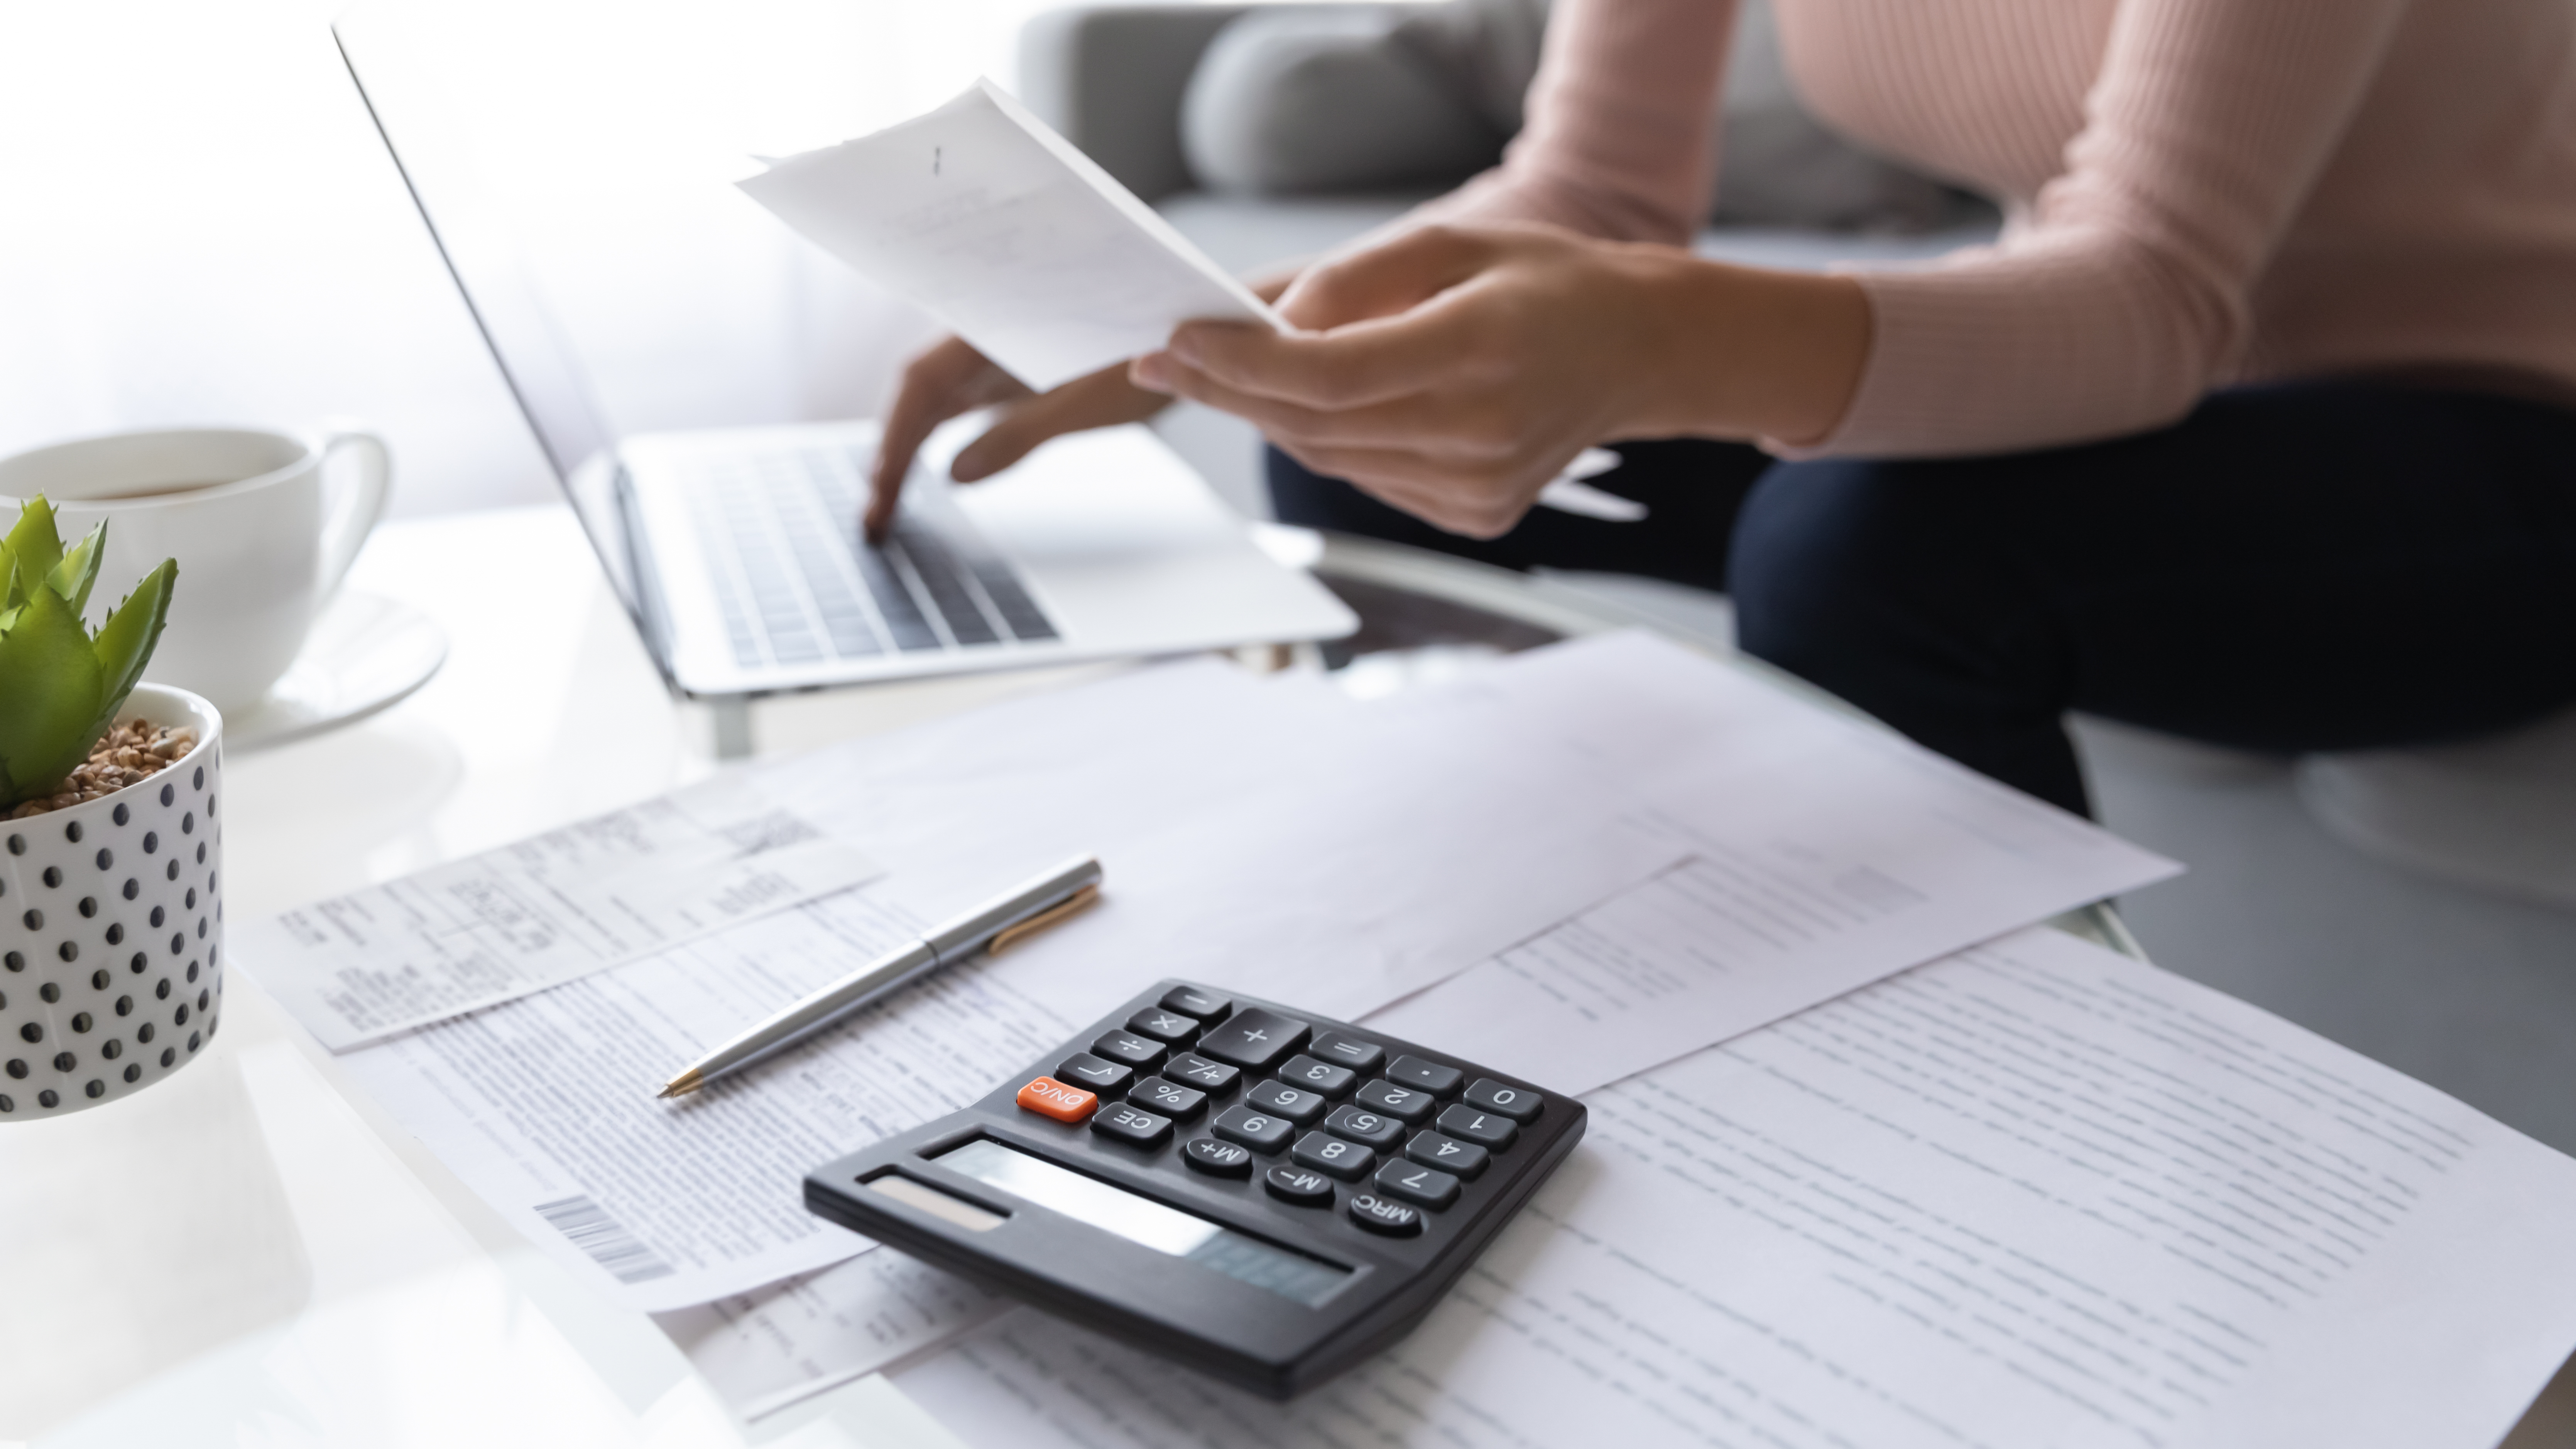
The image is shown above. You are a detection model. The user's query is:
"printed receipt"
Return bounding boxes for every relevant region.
[239,782,881,1050]
[336,893,1075,1312]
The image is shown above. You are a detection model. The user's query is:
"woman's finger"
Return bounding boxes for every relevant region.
[1274,441,1552,540]
[1274,224,1496,332]
[952,361,1170,481]
[870,338,1023,538]
[1266,436,1464,524]
[1168,299,1491,412]
[1136,354,1489,455]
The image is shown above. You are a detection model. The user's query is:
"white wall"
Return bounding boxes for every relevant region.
[0,0,1086,517]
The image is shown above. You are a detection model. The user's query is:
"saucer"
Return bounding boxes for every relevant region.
[221,591,449,752]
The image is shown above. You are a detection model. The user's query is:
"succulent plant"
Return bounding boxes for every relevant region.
[0,495,177,808]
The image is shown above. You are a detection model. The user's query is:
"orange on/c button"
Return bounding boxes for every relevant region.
[1016,1077,1099,1123]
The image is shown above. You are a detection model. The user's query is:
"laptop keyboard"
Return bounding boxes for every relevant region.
[686,447,1059,670]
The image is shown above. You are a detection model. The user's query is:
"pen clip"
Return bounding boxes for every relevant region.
[985,883,1100,957]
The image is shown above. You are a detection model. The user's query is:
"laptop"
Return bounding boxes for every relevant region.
[333,7,1356,699]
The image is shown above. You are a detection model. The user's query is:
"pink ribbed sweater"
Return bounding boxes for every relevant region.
[1431,0,2576,457]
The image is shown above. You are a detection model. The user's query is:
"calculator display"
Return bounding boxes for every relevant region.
[939,1140,1353,1307]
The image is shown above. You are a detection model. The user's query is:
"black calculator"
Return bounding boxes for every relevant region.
[803,980,1584,1398]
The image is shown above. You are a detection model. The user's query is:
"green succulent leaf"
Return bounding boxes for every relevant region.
[88,557,178,741]
[0,581,106,807]
[0,551,20,613]
[4,495,63,584]
[50,519,106,619]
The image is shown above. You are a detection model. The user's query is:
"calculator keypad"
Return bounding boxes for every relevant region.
[1276,1054,1357,1099]
[1351,1079,1437,1124]
[1405,1130,1489,1180]
[1291,1131,1375,1181]
[1246,1079,1329,1125]
[1092,1102,1173,1148]
[1347,1192,1424,1237]
[1092,1030,1168,1070]
[1127,1008,1202,1044]
[1184,1137,1255,1178]
[1373,1159,1461,1210]
[1129,1076,1209,1122]
[1435,1103,1518,1149]
[896,985,1573,1307]
[1057,1052,1134,1097]
[1194,1008,1311,1071]
[1385,1054,1464,1097]
[1164,1053,1242,1095]
[1307,1031,1385,1075]
[1322,1104,1405,1150]
[1265,1164,1335,1206]
[1015,1077,1099,1123]
[1159,985,1231,1020]
[1211,1103,1297,1153]
[1462,1077,1543,1122]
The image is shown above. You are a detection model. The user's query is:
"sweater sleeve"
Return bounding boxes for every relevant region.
[1786,0,2413,458]
[1414,0,1736,246]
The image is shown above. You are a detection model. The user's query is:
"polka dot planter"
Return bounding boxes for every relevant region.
[0,684,221,1121]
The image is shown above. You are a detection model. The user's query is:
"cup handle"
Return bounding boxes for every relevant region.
[313,428,393,600]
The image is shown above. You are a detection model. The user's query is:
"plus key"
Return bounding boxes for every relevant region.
[1192,1007,1310,1072]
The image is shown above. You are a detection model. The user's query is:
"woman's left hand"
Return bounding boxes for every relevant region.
[1129,223,1867,539]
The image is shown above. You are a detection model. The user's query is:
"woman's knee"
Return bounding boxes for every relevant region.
[1727,458,1969,673]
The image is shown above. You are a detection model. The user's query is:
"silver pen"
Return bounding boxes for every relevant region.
[656,855,1103,1099]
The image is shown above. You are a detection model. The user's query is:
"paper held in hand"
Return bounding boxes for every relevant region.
[737,78,1282,392]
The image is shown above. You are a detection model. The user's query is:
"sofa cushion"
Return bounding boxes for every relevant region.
[1179,0,1971,232]
[1182,7,1508,194]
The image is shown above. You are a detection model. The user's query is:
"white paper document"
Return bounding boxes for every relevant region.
[739,79,1279,392]
[332,661,1678,1310]
[894,927,2576,1449]
[337,893,1075,1312]
[315,637,2181,1329]
[1367,632,2182,1092]
[734,656,1688,1029]
[240,783,882,1050]
[656,1251,1007,1422]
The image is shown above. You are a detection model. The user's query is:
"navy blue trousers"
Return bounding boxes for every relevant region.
[1266,380,2576,816]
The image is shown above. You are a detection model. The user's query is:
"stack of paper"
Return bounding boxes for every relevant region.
[240,634,2175,1304]
[243,632,2576,1444]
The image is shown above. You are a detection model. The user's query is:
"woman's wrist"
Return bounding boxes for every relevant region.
[1611,247,1872,449]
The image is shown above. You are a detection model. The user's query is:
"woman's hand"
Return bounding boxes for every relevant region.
[1129,223,1869,539]
[864,340,1168,542]
[866,270,1305,542]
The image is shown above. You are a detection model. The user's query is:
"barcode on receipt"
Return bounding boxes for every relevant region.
[534,1195,676,1283]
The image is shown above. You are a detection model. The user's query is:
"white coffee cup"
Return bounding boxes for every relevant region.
[0,426,392,714]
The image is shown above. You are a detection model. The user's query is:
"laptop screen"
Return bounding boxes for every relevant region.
[332,6,618,488]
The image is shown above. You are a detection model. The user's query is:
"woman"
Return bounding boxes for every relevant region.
[869,0,2576,817]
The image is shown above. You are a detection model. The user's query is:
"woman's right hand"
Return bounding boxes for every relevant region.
[866,269,1302,541]
[864,337,1172,542]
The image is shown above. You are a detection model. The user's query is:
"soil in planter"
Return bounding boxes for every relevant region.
[7,719,198,818]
